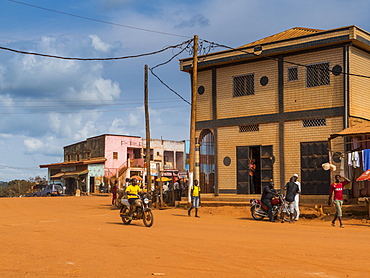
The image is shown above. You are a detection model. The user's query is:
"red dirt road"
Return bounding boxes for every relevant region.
[0,196,369,278]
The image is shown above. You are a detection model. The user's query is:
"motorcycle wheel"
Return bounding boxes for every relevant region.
[143,209,154,227]
[250,205,265,220]
[120,207,132,225]
[115,198,122,210]
[283,209,297,222]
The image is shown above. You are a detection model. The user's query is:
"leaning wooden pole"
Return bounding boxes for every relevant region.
[188,35,198,203]
[144,65,151,194]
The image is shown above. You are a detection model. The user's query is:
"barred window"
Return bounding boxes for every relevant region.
[306,62,330,87]
[288,67,298,81]
[239,124,259,132]
[233,74,254,97]
[302,118,326,127]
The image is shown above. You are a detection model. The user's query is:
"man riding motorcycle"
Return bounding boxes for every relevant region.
[125,178,143,218]
[261,181,279,222]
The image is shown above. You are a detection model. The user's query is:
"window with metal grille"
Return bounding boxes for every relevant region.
[233,74,254,97]
[302,118,326,127]
[239,124,259,132]
[306,62,330,87]
[288,67,298,81]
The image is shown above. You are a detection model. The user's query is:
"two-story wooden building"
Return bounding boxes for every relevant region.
[180,26,370,197]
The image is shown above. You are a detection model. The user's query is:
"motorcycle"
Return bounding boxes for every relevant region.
[250,193,297,222]
[119,194,154,227]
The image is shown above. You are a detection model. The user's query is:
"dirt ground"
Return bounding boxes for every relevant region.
[0,196,369,278]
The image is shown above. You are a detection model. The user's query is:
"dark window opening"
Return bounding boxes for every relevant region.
[288,67,298,81]
[306,62,330,87]
[233,74,254,97]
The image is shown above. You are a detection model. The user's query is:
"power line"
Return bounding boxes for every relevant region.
[0,39,193,61]
[0,105,187,114]
[149,40,193,105]
[7,0,190,39]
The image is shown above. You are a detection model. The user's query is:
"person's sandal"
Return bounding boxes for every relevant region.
[340,225,345,228]
[331,222,336,227]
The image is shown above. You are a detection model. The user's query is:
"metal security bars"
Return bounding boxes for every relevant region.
[288,66,298,81]
[233,74,254,97]
[302,118,326,127]
[239,124,259,132]
[306,62,330,88]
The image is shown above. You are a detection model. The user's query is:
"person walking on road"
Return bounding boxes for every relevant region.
[188,179,201,218]
[282,177,300,223]
[261,181,279,222]
[292,174,301,220]
[329,174,350,228]
[111,180,118,206]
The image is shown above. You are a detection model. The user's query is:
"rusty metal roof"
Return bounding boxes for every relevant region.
[241,27,323,48]
[40,158,106,168]
[330,122,370,139]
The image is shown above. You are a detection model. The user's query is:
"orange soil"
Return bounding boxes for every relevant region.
[0,196,369,278]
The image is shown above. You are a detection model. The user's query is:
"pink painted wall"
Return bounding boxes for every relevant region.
[104,135,142,171]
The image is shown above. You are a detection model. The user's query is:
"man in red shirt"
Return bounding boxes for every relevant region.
[329,174,350,228]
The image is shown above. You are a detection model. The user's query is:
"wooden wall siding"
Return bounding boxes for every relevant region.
[64,136,105,161]
[349,46,370,121]
[196,70,213,122]
[284,117,344,178]
[284,48,344,113]
[216,123,280,191]
[216,59,278,119]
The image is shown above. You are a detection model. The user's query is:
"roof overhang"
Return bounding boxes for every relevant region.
[180,25,370,72]
[50,170,89,179]
[40,158,106,169]
[329,122,370,140]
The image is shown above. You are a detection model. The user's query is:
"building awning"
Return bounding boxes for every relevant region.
[329,122,370,139]
[50,170,88,179]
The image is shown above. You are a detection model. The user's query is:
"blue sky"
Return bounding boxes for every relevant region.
[1,0,370,181]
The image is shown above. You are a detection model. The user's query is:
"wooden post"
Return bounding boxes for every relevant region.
[144,65,151,194]
[188,35,198,202]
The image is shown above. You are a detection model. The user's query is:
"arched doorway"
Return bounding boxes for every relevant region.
[199,129,215,193]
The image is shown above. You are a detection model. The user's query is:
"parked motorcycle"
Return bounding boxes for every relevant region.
[119,194,154,227]
[250,193,297,222]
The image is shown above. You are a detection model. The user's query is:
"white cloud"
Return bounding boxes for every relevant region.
[89,34,112,52]
[24,138,44,153]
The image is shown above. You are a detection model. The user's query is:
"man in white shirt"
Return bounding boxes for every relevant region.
[293,173,301,221]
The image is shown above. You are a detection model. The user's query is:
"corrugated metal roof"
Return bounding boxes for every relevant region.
[330,122,370,139]
[50,170,89,179]
[40,158,106,168]
[240,27,323,48]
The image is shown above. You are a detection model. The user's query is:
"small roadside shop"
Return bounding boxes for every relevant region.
[328,122,370,205]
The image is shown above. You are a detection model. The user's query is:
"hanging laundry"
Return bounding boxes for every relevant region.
[352,151,360,168]
[348,153,352,166]
[340,156,345,176]
[363,149,370,171]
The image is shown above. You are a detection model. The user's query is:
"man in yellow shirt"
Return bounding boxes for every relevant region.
[125,178,142,216]
[188,179,201,218]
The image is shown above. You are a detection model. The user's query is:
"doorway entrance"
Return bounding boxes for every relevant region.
[236,145,273,194]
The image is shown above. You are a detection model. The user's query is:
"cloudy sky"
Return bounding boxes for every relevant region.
[1,0,370,181]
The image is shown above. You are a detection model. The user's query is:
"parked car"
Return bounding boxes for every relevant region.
[33,184,63,197]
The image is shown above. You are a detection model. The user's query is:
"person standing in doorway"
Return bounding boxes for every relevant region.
[111,180,118,206]
[249,159,256,194]
[292,174,301,221]
[329,174,350,228]
[188,180,201,218]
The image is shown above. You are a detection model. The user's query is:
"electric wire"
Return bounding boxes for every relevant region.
[7,0,190,39]
[0,39,193,61]
[149,40,193,105]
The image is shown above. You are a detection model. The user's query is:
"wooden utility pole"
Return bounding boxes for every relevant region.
[188,35,198,202]
[144,65,151,194]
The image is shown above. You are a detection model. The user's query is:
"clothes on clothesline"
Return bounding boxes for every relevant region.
[363,149,370,171]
